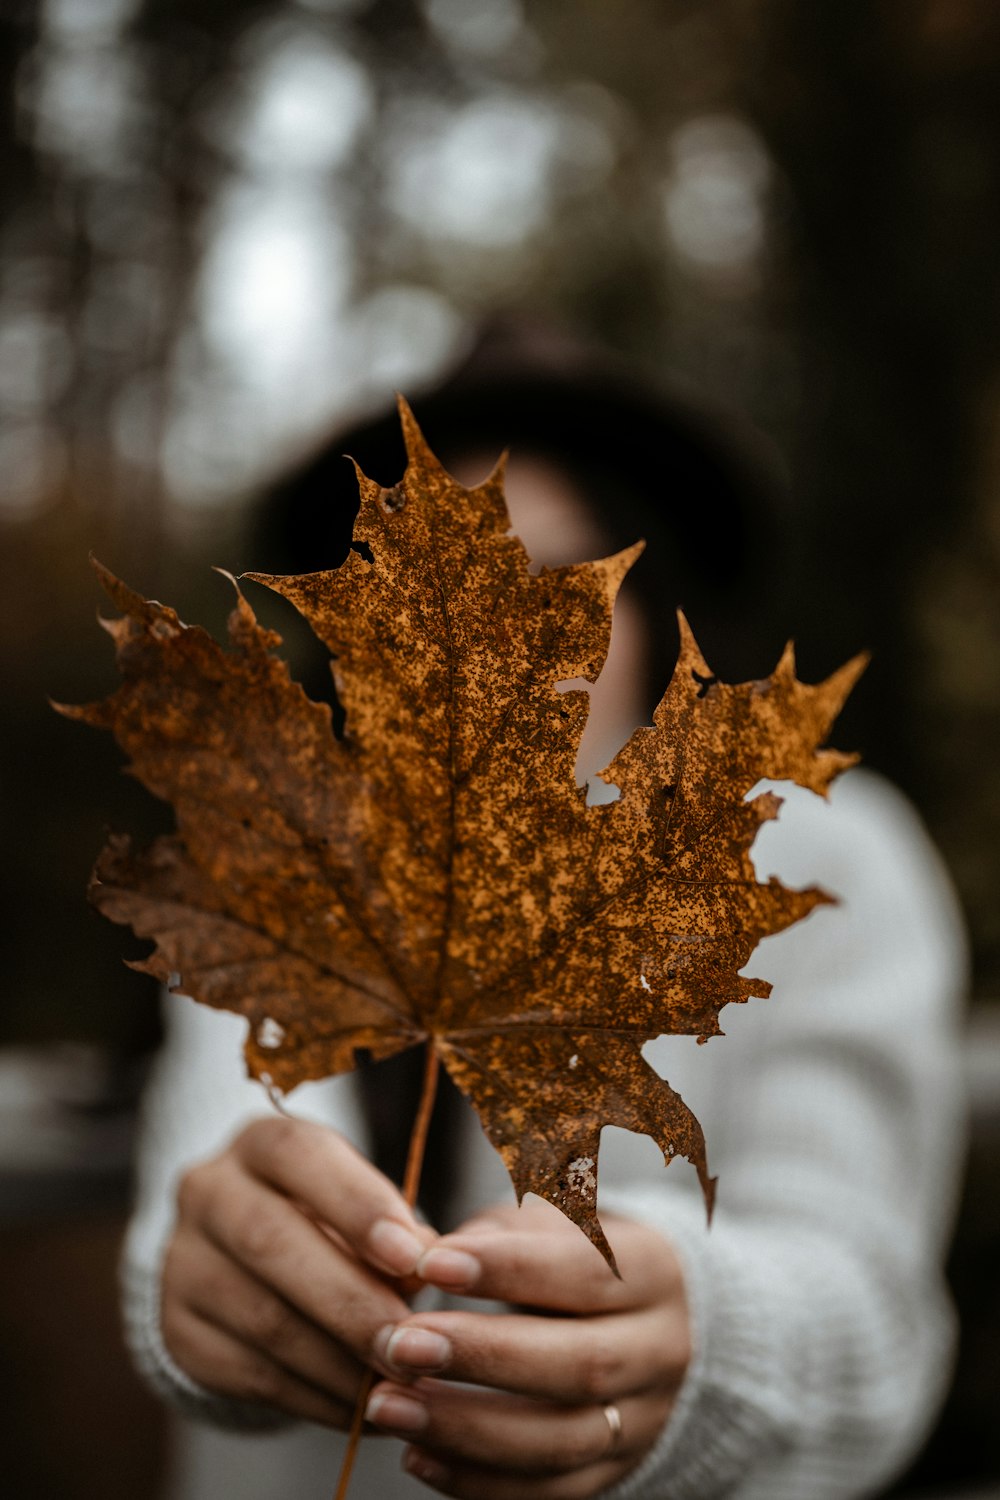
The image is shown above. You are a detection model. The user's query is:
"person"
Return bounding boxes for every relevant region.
[122,330,968,1499]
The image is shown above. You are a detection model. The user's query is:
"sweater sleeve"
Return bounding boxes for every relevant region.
[597,771,968,1500]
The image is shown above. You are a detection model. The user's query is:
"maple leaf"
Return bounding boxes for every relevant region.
[59,401,864,1268]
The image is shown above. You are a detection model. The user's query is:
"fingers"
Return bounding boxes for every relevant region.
[373,1302,686,1404]
[164,1226,367,1404]
[163,1302,354,1429]
[366,1377,664,1476]
[164,1114,452,1417]
[416,1199,685,1315]
[365,1205,690,1496]
[232,1115,437,1276]
[176,1144,417,1367]
[401,1450,628,1500]
[379,1209,690,1406]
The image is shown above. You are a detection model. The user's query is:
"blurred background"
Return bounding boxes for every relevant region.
[2,0,999,1495]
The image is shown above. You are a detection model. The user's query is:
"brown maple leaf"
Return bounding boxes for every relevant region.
[59,401,864,1267]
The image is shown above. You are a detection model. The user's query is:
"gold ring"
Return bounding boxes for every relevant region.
[602,1401,623,1456]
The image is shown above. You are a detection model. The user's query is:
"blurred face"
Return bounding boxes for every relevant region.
[451,451,648,787]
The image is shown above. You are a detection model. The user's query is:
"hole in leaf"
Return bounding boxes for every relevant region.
[692,669,718,698]
[380,485,406,513]
[352,540,374,564]
[257,1018,285,1049]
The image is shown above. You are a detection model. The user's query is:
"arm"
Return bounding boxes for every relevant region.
[600,772,968,1499]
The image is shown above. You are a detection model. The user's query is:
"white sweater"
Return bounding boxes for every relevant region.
[123,770,968,1500]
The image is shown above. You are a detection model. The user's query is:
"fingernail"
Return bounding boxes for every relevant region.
[368,1218,423,1275]
[384,1325,452,1371]
[416,1246,481,1291]
[366,1390,428,1434]
[404,1448,450,1486]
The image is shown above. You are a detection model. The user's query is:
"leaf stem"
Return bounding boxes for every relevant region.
[333,1041,440,1500]
[403,1042,441,1208]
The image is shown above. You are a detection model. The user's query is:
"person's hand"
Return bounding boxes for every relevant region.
[365,1197,691,1498]
[161,1115,438,1426]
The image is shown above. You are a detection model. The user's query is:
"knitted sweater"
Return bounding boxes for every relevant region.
[123,770,968,1500]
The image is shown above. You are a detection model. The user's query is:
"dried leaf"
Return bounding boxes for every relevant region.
[58,401,865,1267]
